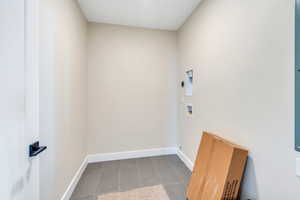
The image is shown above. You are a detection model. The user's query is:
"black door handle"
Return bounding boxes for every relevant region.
[29,141,47,157]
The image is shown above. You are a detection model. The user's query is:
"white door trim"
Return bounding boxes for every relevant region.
[24,0,40,199]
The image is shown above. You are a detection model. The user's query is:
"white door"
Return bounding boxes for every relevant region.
[0,0,40,200]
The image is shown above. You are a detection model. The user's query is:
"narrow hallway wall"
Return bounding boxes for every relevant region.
[39,0,88,199]
[177,0,297,199]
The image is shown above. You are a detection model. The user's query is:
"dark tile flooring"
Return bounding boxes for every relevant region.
[71,155,191,200]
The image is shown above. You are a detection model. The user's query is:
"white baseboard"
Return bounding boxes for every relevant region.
[87,147,177,163]
[177,149,194,171]
[61,147,193,200]
[60,157,88,200]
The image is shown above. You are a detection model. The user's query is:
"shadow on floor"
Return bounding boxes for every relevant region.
[239,155,258,200]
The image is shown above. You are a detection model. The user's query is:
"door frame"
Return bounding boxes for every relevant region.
[24,0,40,199]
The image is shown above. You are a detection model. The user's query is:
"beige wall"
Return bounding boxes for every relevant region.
[39,0,87,199]
[87,23,178,154]
[177,0,297,199]
[38,0,298,199]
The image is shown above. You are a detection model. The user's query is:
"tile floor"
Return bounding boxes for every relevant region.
[71,155,191,200]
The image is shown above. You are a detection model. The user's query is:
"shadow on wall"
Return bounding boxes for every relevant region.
[240,156,258,200]
[10,160,35,199]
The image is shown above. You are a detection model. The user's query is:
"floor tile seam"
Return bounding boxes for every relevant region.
[166,157,183,183]
[94,164,105,197]
[150,157,163,184]
[136,158,143,188]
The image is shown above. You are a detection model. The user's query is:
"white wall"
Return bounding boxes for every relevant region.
[37,0,298,199]
[0,1,26,200]
[87,23,178,154]
[39,0,88,199]
[177,0,297,199]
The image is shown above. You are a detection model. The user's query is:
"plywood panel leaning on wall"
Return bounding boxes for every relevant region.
[187,132,248,200]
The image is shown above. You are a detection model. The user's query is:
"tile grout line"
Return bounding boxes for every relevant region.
[149,157,161,187]
[118,160,121,200]
[94,164,104,199]
[135,159,140,199]
[168,156,185,185]
[150,157,163,185]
